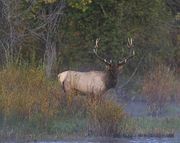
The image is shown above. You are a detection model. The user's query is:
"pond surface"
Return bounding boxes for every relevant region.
[27,136,180,143]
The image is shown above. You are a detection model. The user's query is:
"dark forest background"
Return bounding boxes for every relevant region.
[0,0,179,78]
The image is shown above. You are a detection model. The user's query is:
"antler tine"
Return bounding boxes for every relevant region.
[93,38,111,65]
[118,53,134,66]
[118,37,135,66]
[127,38,133,48]
[95,38,100,48]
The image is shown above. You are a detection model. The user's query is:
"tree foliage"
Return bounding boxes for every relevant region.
[0,0,178,75]
[62,0,173,71]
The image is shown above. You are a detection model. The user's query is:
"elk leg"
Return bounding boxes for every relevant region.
[62,81,66,93]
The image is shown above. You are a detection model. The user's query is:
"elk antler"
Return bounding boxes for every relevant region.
[93,38,111,65]
[118,38,135,66]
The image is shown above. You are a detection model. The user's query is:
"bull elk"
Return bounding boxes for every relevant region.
[58,38,135,96]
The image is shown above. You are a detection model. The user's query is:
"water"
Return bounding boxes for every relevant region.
[27,137,180,143]
[2,135,180,143]
[128,137,179,143]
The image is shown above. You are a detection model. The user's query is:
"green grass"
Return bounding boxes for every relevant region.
[1,115,179,140]
[130,116,180,137]
[49,118,86,134]
[0,117,87,141]
[135,117,180,131]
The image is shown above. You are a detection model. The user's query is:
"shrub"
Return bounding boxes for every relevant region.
[0,66,127,137]
[142,64,175,116]
[0,66,62,127]
[87,100,125,136]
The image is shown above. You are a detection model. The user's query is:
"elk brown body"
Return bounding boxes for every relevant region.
[58,65,121,96]
[58,71,106,95]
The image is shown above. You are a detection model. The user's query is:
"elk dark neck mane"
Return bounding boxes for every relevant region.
[104,69,118,90]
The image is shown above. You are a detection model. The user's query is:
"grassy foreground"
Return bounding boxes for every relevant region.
[0,116,179,141]
[0,67,179,141]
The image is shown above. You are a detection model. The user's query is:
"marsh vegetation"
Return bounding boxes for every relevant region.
[0,66,179,142]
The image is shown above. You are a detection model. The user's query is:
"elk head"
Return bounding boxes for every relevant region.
[93,38,135,88]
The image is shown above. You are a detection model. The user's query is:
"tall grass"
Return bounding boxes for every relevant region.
[0,66,127,139]
[0,66,179,140]
[142,64,176,116]
[87,100,125,136]
[175,78,180,104]
[0,66,62,128]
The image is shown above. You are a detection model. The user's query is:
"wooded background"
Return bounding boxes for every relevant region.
[0,0,179,78]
